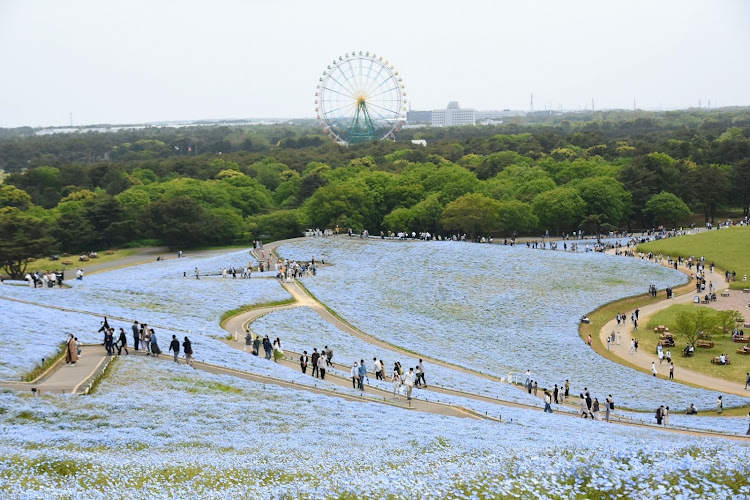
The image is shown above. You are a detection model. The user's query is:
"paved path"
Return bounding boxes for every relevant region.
[598,253,748,396]
[0,345,110,394]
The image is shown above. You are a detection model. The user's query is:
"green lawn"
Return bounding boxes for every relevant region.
[24,249,138,274]
[642,303,749,383]
[637,226,750,289]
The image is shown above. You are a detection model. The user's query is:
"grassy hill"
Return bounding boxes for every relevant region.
[638,226,750,289]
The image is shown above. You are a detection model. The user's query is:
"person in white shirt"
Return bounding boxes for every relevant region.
[373,358,382,380]
[350,361,359,389]
[404,368,415,400]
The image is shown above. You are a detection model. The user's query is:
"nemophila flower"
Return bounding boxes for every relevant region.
[279,238,750,411]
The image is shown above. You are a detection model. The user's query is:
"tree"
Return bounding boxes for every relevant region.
[441,193,501,240]
[532,187,586,235]
[496,200,538,236]
[690,164,730,224]
[643,192,692,228]
[0,185,33,211]
[673,309,713,348]
[0,210,56,279]
[714,310,742,338]
[140,196,217,249]
[575,177,631,230]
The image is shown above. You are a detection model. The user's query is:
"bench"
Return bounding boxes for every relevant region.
[701,300,710,304]
[711,357,730,365]
[696,340,715,348]
[743,288,750,293]
[721,291,730,297]
[733,337,747,343]
[737,348,750,355]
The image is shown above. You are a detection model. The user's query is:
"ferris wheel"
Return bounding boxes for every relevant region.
[315,51,407,145]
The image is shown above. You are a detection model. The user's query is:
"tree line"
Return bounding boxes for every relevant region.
[1,109,749,279]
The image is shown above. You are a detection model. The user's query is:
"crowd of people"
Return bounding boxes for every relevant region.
[23,270,65,288]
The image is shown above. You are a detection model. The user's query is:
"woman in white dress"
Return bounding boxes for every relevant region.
[392,366,402,397]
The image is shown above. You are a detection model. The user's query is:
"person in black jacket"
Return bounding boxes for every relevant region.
[169,335,180,363]
[104,328,114,356]
[117,328,129,355]
[183,337,193,367]
[299,351,308,374]
[132,321,140,351]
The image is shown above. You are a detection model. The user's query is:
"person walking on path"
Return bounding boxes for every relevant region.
[417,359,427,387]
[194,267,200,280]
[358,360,367,390]
[132,321,140,351]
[350,361,360,389]
[593,398,601,421]
[150,329,160,357]
[564,380,569,398]
[392,366,402,396]
[629,339,635,354]
[117,328,129,355]
[404,368,415,400]
[299,351,308,374]
[658,349,664,365]
[652,362,657,377]
[553,384,559,404]
[272,338,284,362]
[183,337,194,367]
[104,328,114,356]
[244,330,252,352]
[252,335,260,356]
[745,372,750,390]
[325,346,334,368]
[717,395,723,414]
[663,406,670,426]
[262,336,272,361]
[533,381,538,396]
[65,334,78,365]
[317,353,327,380]
[605,395,613,422]
[169,335,180,363]
[579,394,588,418]
[311,349,320,378]
[746,412,750,436]
[656,405,664,425]
[373,358,382,380]
[669,363,675,380]
[543,391,553,413]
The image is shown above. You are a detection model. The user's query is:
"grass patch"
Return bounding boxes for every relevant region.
[643,304,748,383]
[85,356,117,395]
[637,226,750,289]
[22,342,66,382]
[219,298,297,326]
[25,248,138,274]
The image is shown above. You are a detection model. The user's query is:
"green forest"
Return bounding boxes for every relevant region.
[1,108,750,278]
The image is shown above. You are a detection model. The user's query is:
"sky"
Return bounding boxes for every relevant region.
[0,0,748,128]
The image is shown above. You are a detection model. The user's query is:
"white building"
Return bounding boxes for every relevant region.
[431,101,476,127]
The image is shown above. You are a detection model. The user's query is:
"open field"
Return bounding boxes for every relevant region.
[638,226,750,290]
[643,304,749,383]
[24,249,138,275]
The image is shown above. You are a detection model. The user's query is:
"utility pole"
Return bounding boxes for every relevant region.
[592,98,595,111]
[633,99,636,111]
[530,92,534,113]
[69,112,73,127]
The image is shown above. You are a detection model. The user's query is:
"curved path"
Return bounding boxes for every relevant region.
[597,253,748,397]
[3,240,746,440]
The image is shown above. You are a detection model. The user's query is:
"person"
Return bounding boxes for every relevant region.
[183,337,193,367]
[656,405,664,425]
[169,335,180,363]
[746,372,750,390]
[325,346,334,367]
[587,334,592,346]
[150,329,160,357]
[350,361,359,389]
[524,370,530,386]
[746,412,750,436]
[272,338,283,362]
[553,384,559,404]
[317,352,327,380]
[605,395,613,422]
[593,398,601,420]
[252,335,261,356]
[262,336,272,361]
[658,349,664,365]
[717,395,723,414]
[65,334,78,365]
[104,328,114,356]
[299,351,308,374]
[564,379,569,398]
[76,268,84,280]
[666,350,672,363]
[669,362,675,380]
[358,359,367,390]
[634,339,639,352]
[132,321,140,351]
[244,330,252,352]
[629,339,635,354]
[417,359,426,387]
[194,267,200,280]
[527,379,533,394]
[392,366,402,397]
[311,348,320,378]
[663,406,670,426]
[404,368,415,400]
[585,389,593,418]
[373,358,382,380]
[533,380,538,396]
[543,391,553,413]
[75,337,82,357]
[686,403,698,415]
[651,362,657,377]
[117,328,129,355]
[581,393,589,418]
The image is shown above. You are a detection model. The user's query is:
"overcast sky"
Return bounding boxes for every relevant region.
[1,0,748,127]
